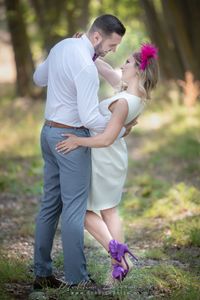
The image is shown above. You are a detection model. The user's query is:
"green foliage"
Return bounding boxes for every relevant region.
[123,179,200,223]
[0,253,33,300]
[150,265,200,300]
[91,0,142,26]
[0,97,43,196]
[54,253,64,270]
[143,248,168,260]
[170,287,200,300]
[165,216,200,247]
[0,255,31,283]
[145,183,200,219]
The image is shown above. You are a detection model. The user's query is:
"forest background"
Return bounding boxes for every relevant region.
[0,1,200,299]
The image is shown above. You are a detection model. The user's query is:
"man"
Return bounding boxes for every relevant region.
[33,14,126,289]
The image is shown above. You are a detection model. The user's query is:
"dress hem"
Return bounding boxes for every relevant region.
[87,199,121,212]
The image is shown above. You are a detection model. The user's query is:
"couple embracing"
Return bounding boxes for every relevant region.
[33,14,159,291]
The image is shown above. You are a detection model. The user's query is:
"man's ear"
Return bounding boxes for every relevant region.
[92,31,102,46]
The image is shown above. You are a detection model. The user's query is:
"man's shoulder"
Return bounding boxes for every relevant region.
[52,38,89,59]
[50,37,95,76]
[52,37,78,51]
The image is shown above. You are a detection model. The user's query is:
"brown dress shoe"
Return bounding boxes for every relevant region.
[33,275,66,290]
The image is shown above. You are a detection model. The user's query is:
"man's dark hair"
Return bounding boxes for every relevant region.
[89,14,126,36]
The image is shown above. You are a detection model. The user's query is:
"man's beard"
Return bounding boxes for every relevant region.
[94,42,107,57]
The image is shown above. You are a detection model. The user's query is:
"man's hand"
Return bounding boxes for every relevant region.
[123,117,138,137]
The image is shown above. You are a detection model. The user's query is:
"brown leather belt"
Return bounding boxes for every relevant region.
[45,120,87,130]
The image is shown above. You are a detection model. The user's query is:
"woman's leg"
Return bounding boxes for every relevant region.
[100,206,124,243]
[84,210,112,251]
[85,208,133,279]
[100,206,132,271]
[85,210,124,279]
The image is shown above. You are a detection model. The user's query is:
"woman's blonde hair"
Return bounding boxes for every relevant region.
[133,51,159,100]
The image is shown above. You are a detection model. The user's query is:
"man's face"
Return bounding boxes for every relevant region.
[94,32,122,57]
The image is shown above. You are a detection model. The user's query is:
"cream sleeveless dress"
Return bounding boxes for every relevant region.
[87,90,145,211]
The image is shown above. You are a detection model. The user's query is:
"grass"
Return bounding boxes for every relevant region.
[142,248,168,260]
[0,85,200,299]
[0,254,33,300]
[0,255,32,283]
[166,215,200,247]
[44,255,200,300]
[0,95,43,196]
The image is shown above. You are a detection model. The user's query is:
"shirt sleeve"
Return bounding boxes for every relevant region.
[74,65,107,133]
[74,64,126,137]
[33,57,49,87]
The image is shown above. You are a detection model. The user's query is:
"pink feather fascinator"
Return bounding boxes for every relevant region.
[139,43,158,71]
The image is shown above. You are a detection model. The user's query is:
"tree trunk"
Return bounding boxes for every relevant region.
[161,0,185,78]
[4,0,35,96]
[65,0,90,37]
[185,0,200,70]
[76,0,90,31]
[140,0,172,79]
[166,0,199,79]
[31,0,66,52]
[32,0,90,51]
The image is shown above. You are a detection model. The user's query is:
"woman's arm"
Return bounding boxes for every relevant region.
[95,58,121,88]
[56,99,129,153]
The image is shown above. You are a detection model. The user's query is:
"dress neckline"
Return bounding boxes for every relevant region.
[120,90,141,99]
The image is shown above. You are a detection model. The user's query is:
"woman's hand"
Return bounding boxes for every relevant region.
[55,134,79,154]
[73,32,84,38]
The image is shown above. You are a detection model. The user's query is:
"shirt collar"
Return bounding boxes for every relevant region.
[81,34,95,58]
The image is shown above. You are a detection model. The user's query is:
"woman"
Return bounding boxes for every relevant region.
[56,44,159,281]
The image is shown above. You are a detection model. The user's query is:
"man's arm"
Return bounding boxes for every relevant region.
[33,57,49,87]
[75,65,106,132]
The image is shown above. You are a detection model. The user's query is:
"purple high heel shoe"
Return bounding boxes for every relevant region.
[109,239,138,281]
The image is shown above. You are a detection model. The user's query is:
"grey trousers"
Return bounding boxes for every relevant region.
[34,124,91,284]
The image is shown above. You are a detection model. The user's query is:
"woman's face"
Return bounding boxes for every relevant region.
[121,55,138,82]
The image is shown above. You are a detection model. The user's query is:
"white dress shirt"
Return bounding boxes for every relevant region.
[33,35,107,132]
[33,34,125,135]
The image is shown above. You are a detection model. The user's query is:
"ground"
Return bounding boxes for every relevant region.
[0,88,200,299]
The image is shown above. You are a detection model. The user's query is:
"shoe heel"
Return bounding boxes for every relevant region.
[127,250,138,262]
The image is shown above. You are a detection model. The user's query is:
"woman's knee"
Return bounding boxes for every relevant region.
[100,206,118,220]
[84,210,94,227]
